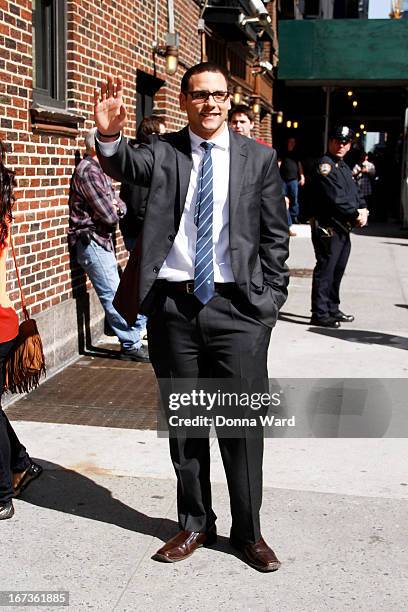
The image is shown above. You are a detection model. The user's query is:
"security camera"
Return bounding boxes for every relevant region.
[259,60,273,72]
[248,0,271,24]
[238,0,272,31]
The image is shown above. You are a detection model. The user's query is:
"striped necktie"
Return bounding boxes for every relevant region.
[194,141,215,305]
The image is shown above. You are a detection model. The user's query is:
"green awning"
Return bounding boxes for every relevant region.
[278,19,408,83]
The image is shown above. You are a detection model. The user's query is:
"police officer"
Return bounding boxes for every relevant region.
[310,126,368,328]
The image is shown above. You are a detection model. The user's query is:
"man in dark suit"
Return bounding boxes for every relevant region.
[94,62,289,572]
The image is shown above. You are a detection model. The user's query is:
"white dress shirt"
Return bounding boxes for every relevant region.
[97,124,234,282]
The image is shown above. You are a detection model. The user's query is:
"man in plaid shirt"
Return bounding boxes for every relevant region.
[68,128,149,362]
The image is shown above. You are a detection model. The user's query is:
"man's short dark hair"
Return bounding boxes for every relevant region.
[228,104,255,123]
[180,62,229,94]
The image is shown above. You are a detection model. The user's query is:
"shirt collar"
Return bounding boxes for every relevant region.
[188,123,229,152]
[84,154,100,167]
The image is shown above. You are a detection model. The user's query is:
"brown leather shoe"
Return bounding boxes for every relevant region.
[230,536,281,572]
[12,462,43,497]
[153,527,217,563]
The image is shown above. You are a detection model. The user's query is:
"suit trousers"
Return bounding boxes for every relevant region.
[311,229,351,317]
[147,284,272,544]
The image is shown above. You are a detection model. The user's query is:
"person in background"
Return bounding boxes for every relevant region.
[118,116,166,345]
[310,126,368,328]
[0,140,43,520]
[229,105,255,139]
[68,128,149,362]
[119,115,166,340]
[278,137,305,228]
[352,150,376,209]
[119,116,166,252]
[229,105,272,147]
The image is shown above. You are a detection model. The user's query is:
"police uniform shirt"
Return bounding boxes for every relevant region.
[313,153,364,226]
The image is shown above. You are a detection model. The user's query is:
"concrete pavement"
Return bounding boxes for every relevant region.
[269,222,408,377]
[2,223,408,611]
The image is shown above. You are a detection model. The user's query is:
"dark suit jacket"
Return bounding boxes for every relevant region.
[119,181,148,240]
[97,127,289,327]
[118,141,149,241]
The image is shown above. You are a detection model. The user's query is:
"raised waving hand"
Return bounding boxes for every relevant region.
[94,75,127,138]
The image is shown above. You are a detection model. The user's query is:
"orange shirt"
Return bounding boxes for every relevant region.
[0,305,19,342]
[0,224,19,343]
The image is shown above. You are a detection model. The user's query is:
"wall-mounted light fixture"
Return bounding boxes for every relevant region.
[153,32,179,75]
[286,120,292,128]
[251,96,261,114]
[360,123,365,130]
[352,100,358,108]
[233,86,243,106]
[153,0,179,76]
[293,121,299,129]
[271,110,283,123]
[347,90,353,97]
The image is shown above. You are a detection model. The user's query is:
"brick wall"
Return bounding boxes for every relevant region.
[0,0,200,325]
[0,0,278,378]
[259,113,273,145]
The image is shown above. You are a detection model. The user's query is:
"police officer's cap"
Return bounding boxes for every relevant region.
[328,125,355,143]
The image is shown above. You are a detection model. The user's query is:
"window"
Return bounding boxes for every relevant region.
[32,0,66,108]
[206,36,227,68]
[228,50,246,81]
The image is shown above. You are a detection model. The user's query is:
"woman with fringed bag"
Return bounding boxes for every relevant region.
[0,140,43,520]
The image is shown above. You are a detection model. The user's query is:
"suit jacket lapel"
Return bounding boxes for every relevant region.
[228,128,248,226]
[173,126,193,216]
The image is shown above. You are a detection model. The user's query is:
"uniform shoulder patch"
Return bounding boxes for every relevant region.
[319,162,332,176]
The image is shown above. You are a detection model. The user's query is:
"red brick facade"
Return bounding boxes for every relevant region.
[0,0,276,371]
[1,0,202,319]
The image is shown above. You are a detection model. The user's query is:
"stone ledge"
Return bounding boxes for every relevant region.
[30,104,85,137]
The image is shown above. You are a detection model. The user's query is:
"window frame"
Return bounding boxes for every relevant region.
[32,0,66,109]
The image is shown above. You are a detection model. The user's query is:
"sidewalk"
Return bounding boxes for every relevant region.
[3,223,408,611]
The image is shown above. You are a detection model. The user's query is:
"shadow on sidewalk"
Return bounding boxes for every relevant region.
[18,460,175,539]
[308,328,408,351]
[278,311,311,325]
[353,222,408,239]
[81,345,124,360]
[381,242,408,247]
[18,460,241,562]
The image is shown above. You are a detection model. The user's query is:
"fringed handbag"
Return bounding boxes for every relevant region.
[3,235,46,394]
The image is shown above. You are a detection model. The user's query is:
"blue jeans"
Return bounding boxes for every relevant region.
[284,179,299,225]
[123,236,137,253]
[76,240,146,349]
